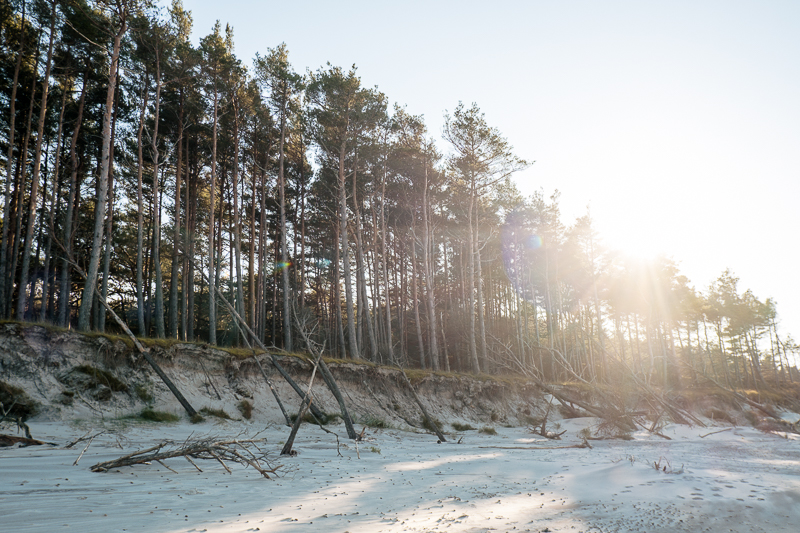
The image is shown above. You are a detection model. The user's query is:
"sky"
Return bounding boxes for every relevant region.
[180,0,800,336]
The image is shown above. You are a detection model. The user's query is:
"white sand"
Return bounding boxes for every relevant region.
[2,418,800,533]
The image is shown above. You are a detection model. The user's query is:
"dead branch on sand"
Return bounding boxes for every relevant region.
[91,437,279,478]
[528,398,566,439]
[478,442,592,450]
[0,434,56,447]
[700,427,734,438]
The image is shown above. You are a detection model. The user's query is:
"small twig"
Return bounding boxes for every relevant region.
[64,431,94,449]
[635,420,672,440]
[156,459,178,474]
[700,427,733,439]
[184,455,203,472]
[73,433,102,466]
[207,449,232,473]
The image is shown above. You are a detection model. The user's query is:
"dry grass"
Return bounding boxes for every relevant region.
[0,381,39,420]
[199,407,232,420]
[237,400,253,420]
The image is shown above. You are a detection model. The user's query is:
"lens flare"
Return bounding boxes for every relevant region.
[275,261,292,271]
[525,235,543,250]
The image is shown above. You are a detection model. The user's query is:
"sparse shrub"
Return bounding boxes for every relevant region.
[704,408,735,424]
[291,411,338,425]
[200,407,232,420]
[421,416,444,433]
[237,400,253,420]
[558,404,586,419]
[490,411,499,422]
[74,365,127,392]
[594,418,634,440]
[369,446,381,454]
[57,390,74,406]
[0,381,38,420]
[520,414,543,427]
[361,415,390,428]
[139,408,180,423]
[653,456,684,474]
[743,410,760,427]
[755,418,790,435]
[479,426,497,435]
[452,422,476,431]
[134,384,154,404]
[190,413,205,424]
[578,427,592,441]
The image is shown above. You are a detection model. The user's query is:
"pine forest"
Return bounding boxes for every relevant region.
[2,0,799,394]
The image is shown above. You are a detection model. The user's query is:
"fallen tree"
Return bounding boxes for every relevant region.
[91,437,279,478]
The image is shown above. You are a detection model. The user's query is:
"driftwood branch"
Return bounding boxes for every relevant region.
[91,438,279,478]
[700,427,733,438]
[0,434,55,447]
[478,442,592,450]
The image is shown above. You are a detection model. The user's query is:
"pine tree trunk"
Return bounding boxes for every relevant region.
[466,187,479,372]
[352,156,377,360]
[135,69,149,336]
[78,19,127,331]
[278,90,291,351]
[40,79,68,322]
[421,162,439,370]
[0,4,26,316]
[474,213,488,370]
[150,50,165,338]
[98,90,119,332]
[380,162,393,362]
[232,96,245,347]
[8,41,39,318]
[411,221,425,369]
[169,90,184,339]
[339,143,358,358]
[208,82,219,345]
[17,0,56,320]
[58,72,87,327]
[248,152,256,338]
